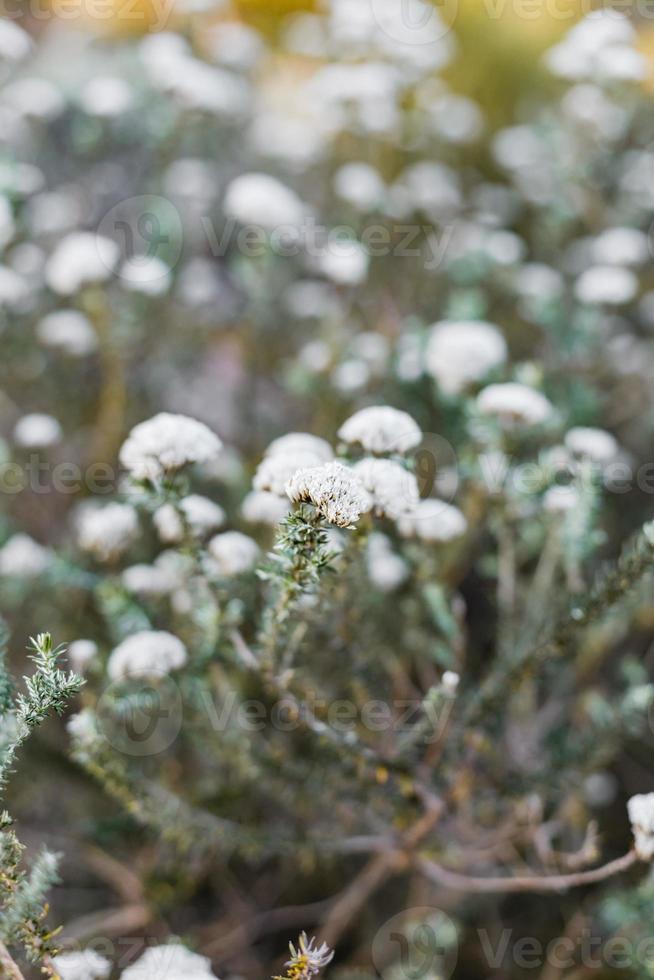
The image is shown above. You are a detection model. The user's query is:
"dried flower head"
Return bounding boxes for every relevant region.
[286,462,372,527]
[208,530,260,576]
[425,320,507,394]
[476,383,554,428]
[107,630,187,681]
[119,412,223,481]
[254,450,328,497]
[338,406,422,454]
[627,793,654,860]
[352,458,419,520]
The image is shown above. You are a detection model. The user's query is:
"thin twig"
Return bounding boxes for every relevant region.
[417,849,639,894]
[0,941,26,980]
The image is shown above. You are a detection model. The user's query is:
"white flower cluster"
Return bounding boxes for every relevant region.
[76,502,139,562]
[627,793,654,860]
[121,943,219,980]
[425,320,507,394]
[286,462,372,528]
[51,949,111,980]
[476,383,554,428]
[120,413,223,481]
[107,630,187,681]
[207,530,260,576]
[337,406,422,454]
[0,533,50,577]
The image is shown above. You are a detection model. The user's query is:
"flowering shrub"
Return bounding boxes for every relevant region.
[2,2,654,978]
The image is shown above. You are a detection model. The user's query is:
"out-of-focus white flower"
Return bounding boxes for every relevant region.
[66,709,98,744]
[0,533,50,577]
[180,495,226,535]
[333,163,385,211]
[51,949,111,980]
[0,195,14,248]
[265,433,333,462]
[208,531,260,576]
[476,383,554,428]
[0,265,29,310]
[120,256,172,296]
[121,943,217,980]
[395,161,461,219]
[241,490,290,526]
[286,461,371,528]
[426,93,483,145]
[545,10,644,82]
[575,266,639,306]
[397,499,467,542]
[565,427,619,463]
[352,458,419,520]
[254,451,328,497]
[223,173,306,230]
[79,76,133,117]
[0,20,32,62]
[108,630,187,681]
[209,21,263,70]
[332,359,370,394]
[45,233,120,296]
[76,502,139,562]
[366,532,408,592]
[425,320,507,395]
[338,406,422,454]
[542,485,580,514]
[122,563,178,597]
[315,240,369,286]
[592,227,649,267]
[628,793,654,860]
[153,504,184,544]
[36,310,97,356]
[13,412,62,449]
[442,670,460,693]
[120,413,223,481]
[67,639,98,673]
[513,263,564,301]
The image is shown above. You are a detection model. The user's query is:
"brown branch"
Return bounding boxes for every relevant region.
[417,849,639,894]
[0,941,26,980]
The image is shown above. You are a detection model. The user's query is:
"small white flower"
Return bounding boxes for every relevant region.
[120,256,172,296]
[575,265,638,306]
[352,458,419,520]
[542,485,580,514]
[241,490,290,526]
[208,531,260,576]
[425,320,507,395]
[223,172,306,230]
[476,383,554,428]
[254,451,327,497]
[36,310,97,356]
[265,433,333,462]
[153,504,184,544]
[45,232,120,296]
[51,949,111,980]
[286,461,372,527]
[316,240,369,286]
[338,406,422,454]
[108,630,187,681]
[442,670,460,693]
[0,20,32,62]
[120,413,223,481]
[284,933,333,980]
[67,639,98,673]
[122,563,178,597]
[628,793,654,860]
[180,495,226,535]
[13,412,62,449]
[333,162,385,211]
[121,944,217,980]
[366,533,409,592]
[79,76,133,117]
[0,265,29,310]
[76,502,139,562]
[66,709,98,744]
[397,499,467,543]
[592,227,649,267]
[0,533,50,577]
[564,427,619,463]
